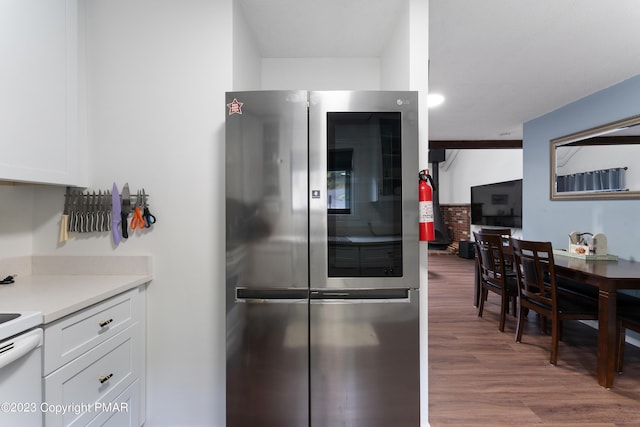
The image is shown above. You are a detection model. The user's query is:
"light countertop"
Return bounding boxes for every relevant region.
[0,255,153,324]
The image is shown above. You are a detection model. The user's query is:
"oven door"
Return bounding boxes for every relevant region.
[0,328,43,426]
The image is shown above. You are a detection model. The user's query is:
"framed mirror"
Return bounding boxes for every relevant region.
[550,114,640,200]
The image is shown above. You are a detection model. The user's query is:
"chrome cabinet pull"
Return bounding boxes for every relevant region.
[98,318,113,328]
[98,373,113,384]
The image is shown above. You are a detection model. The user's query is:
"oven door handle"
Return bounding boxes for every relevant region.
[0,333,40,370]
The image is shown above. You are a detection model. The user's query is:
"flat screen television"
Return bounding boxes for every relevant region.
[471,179,522,228]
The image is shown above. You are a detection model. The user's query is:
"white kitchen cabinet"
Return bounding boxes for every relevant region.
[43,287,145,427]
[85,380,140,427]
[43,289,137,376]
[0,0,87,186]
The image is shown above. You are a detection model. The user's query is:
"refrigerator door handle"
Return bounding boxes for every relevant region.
[316,292,350,298]
[310,288,411,301]
[235,288,308,302]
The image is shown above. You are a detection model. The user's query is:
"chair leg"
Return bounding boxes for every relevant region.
[550,316,559,365]
[499,292,507,332]
[478,288,487,318]
[515,304,525,343]
[617,321,626,373]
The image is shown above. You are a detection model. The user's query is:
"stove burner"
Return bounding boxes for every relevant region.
[0,313,20,324]
[0,311,42,341]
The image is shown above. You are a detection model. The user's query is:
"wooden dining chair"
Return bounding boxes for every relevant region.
[480,228,514,269]
[616,308,640,372]
[473,228,513,307]
[473,231,518,332]
[509,237,598,365]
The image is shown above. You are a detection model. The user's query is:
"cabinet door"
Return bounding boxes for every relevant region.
[0,0,86,185]
[43,288,138,375]
[43,325,137,427]
[85,380,139,427]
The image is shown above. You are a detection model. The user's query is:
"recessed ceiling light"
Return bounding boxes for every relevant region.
[427,93,445,108]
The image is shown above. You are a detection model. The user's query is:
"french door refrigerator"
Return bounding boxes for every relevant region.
[225,91,419,427]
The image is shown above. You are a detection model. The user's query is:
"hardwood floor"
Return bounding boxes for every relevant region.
[428,252,640,426]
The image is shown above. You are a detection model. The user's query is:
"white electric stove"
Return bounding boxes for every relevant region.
[0,311,43,426]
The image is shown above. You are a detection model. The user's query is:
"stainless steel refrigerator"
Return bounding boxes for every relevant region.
[225,91,420,427]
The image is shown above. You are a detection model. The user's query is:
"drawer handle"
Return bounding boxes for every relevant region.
[98,319,113,328]
[98,373,114,384]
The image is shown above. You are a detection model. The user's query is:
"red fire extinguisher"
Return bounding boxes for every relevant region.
[419,170,435,241]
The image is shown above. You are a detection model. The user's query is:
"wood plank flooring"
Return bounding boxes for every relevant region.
[428,251,640,426]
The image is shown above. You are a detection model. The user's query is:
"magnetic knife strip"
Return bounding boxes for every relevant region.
[61,187,150,233]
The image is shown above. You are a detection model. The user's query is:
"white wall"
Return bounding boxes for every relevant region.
[380,0,410,90]
[262,57,381,90]
[31,1,233,426]
[405,1,429,425]
[232,0,261,90]
[437,149,523,204]
[0,185,34,259]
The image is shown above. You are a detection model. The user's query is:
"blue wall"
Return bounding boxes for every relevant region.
[523,74,640,261]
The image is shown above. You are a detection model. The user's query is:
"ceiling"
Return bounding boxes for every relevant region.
[238,0,640,141]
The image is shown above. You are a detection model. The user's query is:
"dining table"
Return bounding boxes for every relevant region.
[472,246,640,388]
[552,253,640,388]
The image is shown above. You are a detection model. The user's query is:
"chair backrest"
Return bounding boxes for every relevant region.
[480,228,512,237]
[473,231,509,286]
[509,237,557,311]
[480,228,512,245]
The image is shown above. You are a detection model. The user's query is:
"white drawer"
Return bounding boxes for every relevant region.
[44,288,138,375]
[84,379,139,427]
[44,325,137,427]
